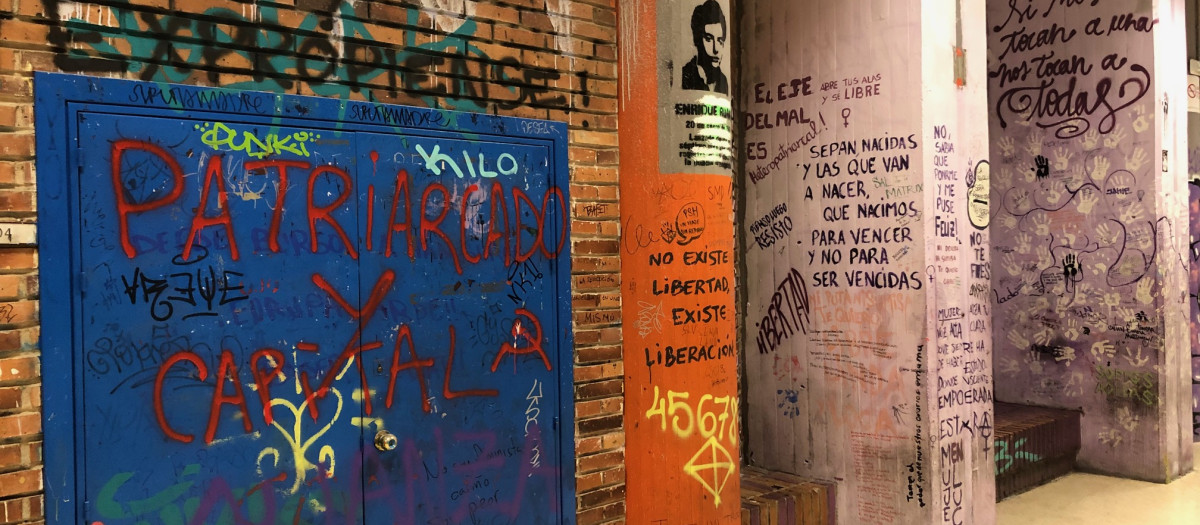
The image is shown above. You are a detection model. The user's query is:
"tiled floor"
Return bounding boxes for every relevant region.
[997,445,1200,525]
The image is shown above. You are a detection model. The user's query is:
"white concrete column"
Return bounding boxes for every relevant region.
[740,0,994,523]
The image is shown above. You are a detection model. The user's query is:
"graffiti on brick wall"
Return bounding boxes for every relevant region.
[42,0,589,110]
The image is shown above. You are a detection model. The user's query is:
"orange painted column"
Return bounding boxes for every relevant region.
[619,0,740,522]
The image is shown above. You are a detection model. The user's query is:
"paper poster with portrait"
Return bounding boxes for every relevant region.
[658,0,734,175]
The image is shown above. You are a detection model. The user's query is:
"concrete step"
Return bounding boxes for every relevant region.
[994,401,1082,500]
[740,466,835,525]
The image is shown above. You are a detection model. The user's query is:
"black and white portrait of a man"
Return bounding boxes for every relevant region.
[681,0,728,95]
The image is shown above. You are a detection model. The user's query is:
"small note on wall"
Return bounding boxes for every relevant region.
[1189,73,1199,114]
[0,223,36,245]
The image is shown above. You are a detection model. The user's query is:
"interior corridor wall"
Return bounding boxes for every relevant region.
[986,0,1192,480]
[740,0,993,523]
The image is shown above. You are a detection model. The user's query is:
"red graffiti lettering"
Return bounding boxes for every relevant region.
[111,139,185,258]
[300,270,394,417]
[491,308,551,372]
[444,326,498,399]
[386,324,434,413]
[384,169,414,259]
[306,165,357,259]
[154,350,208,443]
[250,348,285,425]
[205,349,253,444]
[183,155,240,262]
[244,159,307,253]
[419,182,462,274]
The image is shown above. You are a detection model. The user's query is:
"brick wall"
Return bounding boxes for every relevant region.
[0,0,622,523]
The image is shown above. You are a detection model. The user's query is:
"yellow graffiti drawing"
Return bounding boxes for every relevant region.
[264,387,345,494]
[683,436,735,507]
[644,386,737,443]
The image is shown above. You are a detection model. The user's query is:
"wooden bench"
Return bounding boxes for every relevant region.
[994,401,1082,500]
[740,466,835,525]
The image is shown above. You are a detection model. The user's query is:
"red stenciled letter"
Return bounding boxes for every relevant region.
[154,350,208,443]
[301,270,394,417]
[486,182,511,266]
[183,155,240,261]
[244,159,307,254]
[444,326,498,399]
[250,348,285,426]
[419,183,462,274]
[205,349,254,444]
[385,170,414,259]
[512,187,544,262]
[460,183,484,264]
[111,140,185,258]
[306,164,358,259]
[490,308,551,372]
[386,324,434,412]
[541,186,567,259]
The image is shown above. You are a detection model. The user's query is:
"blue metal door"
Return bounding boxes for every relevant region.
[36,73,574,525]
[76,112,367,523]
[354,133,569,524]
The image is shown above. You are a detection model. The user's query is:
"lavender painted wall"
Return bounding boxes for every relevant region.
[987,0,1191,480]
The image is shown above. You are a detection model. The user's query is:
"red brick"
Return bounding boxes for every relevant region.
[0,19,49,45]
[577,501,625,525]
[0,467,41,498]
[0,275,19,300]
[574,362,622,383]
[572,200,617,218]
[575,469,605,492]
[0,442,20,466]
[0,356,38,382]
[0,301,36,325]
[0,190,34,213]
[0,386,21,410]
[0,105,17,128]
[0,162,32,186]
[575,397,621,419]
[0,49,16,73]
[580,484,624,508]
[577,345,621,364]
[0,133,33,158]
[0,493,43,522]
[13,50,56,74]
[572,256,618,272]
[0,75,33,100]
[575,378,622,401]
[577,449,623,474]
[0,412,40,440]
[573,239,618,255]
[573,273,619,290]
[0,249,35,271]
[572,165,617,185]
[0,332,17,353]
[578,413,621,434]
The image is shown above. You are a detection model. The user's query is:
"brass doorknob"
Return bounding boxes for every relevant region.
[374,430,398,452]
